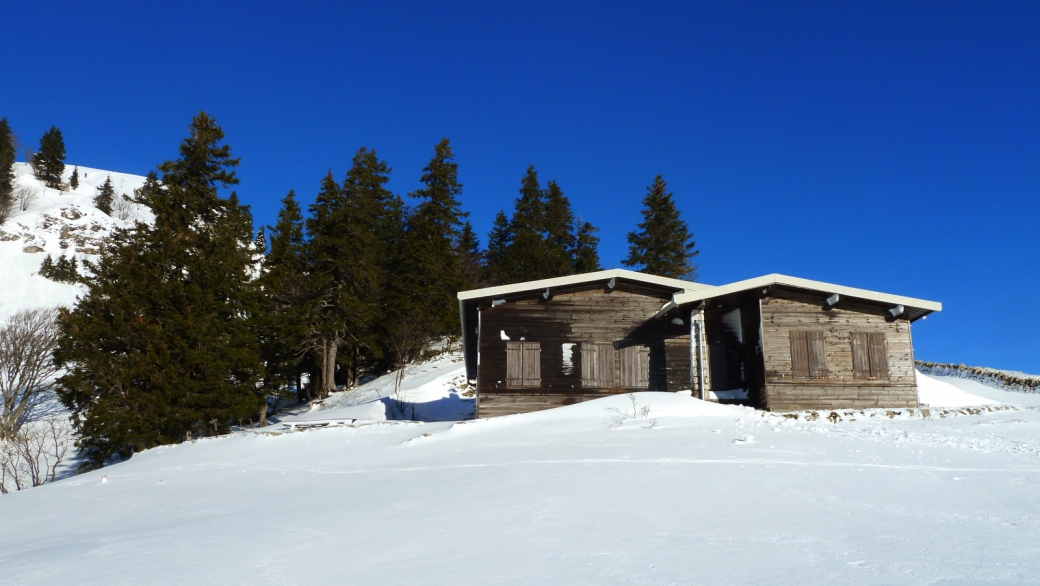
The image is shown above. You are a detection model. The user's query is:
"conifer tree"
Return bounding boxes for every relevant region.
[254,226,267,252]
[31,126,66,189]
[542,180,576,277]
[0,117,15,224]
[304,149,389,397]
[94,176,115,214]
[257,191,309,417]
[402,138,467,336]
[69,166,80,190]
[485,210,513,284]
[54,112,263,468]
[573,219,602,274]
[507,166,554,282]
[623,175,699,280]
[457,220,486,290]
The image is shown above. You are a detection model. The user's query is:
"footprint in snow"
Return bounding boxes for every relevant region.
[733,435,755,444]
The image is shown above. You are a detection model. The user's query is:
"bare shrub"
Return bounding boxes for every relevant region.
[15,186,39,211]
[0,417,72,494]
[113,194,137,222]
[385,314,436,420]
[0,308,61,440]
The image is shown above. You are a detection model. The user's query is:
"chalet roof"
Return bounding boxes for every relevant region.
[662,273,942,322]
[456,268,711,301]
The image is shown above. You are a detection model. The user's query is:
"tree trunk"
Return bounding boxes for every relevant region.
[258,400,268,427]
[318,336,339,399]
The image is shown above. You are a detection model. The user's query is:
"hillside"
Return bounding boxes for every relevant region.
[0,162,150,321]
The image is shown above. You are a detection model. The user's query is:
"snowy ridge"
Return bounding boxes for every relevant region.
[917,360,1040,394]
[0,163,150,322]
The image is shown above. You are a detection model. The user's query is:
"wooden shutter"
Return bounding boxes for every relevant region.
[522,342,541,387]
[582,343,614,387]
[807,331,827,377]
[789,330,810,377]
[868,333,889,379]
[620,346,650,388]
[506,341,524,387]
[506,341,541,388]
[709,344,728,389]
[850,333,871,379]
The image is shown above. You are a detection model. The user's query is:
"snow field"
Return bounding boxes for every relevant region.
[3,367,1040,585]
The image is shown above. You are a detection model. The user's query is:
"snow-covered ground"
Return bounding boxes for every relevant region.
[0,163,149,322]
[282,350,475,424]
[3,356,1040,585]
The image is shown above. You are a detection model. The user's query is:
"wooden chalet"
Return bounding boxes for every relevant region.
[458,269,942,417]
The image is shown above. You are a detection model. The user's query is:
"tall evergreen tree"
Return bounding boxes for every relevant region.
[485,210,513,284]
[402,138,467,336]
[257,191,309,418]
[54,112,263,469]
[304,149,389,397]
[31,126,66,189]
[623,175,699,280]
[0,118,15,224]
[507,166,554,282]
[94,176,115,214]
[69,166,80,190]
[573,219,602,274]
[542,180,576,277]
[457,220,486,290]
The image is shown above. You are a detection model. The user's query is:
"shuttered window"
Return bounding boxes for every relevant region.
[581,343,615,387]
[619,345,650,389]
[506,341,541,387]
[790,330,828,378]
[851,333,889,379]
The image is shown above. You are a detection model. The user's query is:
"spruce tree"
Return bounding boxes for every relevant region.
[94,176,115,214]
[69,166,80,190]
[0,118,15,225]
[257,191,309,417]
[254,226,267,252]
[304,149,389,397]
[31,126,66,189]
[542,180,577,277]
[623,175,699,280]
[573,219,602,274]
[402,138,467,337]
[457,220,486,290]
[507,166,554,282]
[54,112,263,468]
[485,210,513,285]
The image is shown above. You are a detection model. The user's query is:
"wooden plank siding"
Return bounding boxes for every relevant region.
[477,284,691,418]
[760,290,918,411]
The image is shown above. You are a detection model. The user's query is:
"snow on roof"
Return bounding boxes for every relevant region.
[665,273,942,320]
[457,268,711,301]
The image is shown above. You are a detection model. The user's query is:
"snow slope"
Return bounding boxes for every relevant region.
[0,163,150,322]
[4,368,1040,584]
[284,350,475,424]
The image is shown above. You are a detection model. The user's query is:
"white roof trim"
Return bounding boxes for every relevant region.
[457,268,712,301]
[670,273,942,312]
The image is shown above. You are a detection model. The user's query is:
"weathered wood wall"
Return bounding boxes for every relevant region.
[477,284,690,418]
[760,290,918,411]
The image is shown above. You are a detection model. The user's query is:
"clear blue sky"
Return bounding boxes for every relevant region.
[3,1,1038,372]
